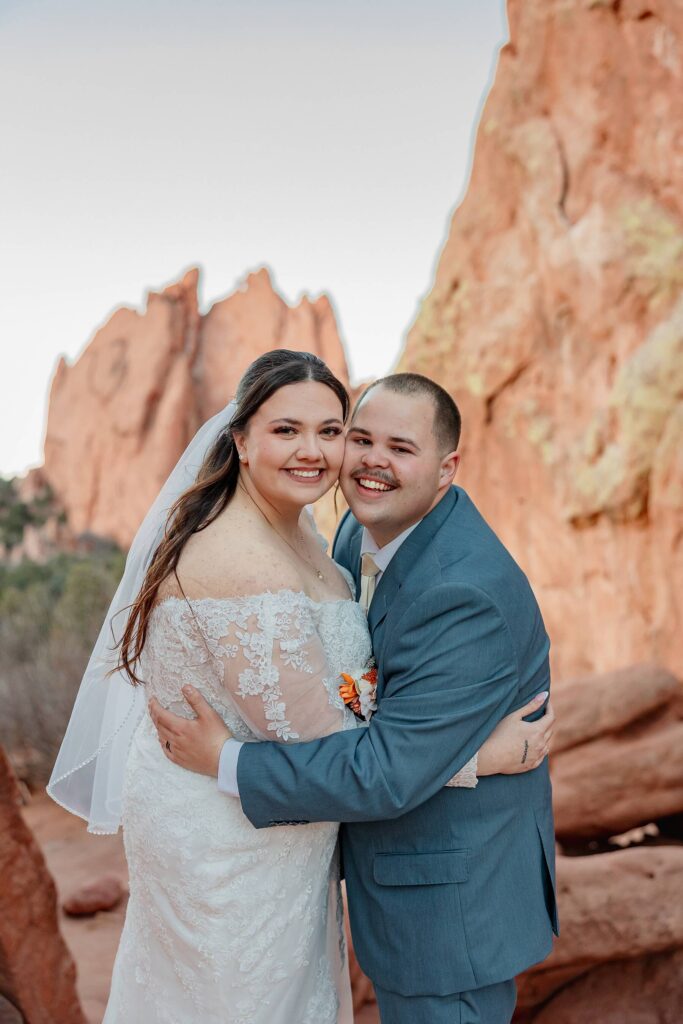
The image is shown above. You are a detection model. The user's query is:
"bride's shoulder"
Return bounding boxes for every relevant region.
[160,505,305,602]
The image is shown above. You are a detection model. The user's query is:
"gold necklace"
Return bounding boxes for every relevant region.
[239,483,327,582]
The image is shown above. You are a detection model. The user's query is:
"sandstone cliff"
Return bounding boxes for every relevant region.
[43,268,350,548]
[0,747,85,1024]
[400,0,683,679]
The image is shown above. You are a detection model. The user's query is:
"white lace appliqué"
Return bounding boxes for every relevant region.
[103,588,369,1024]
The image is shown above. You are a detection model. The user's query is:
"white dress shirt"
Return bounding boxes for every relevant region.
[217,520,423,797]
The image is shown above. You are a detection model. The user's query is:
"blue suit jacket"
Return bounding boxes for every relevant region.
[237,486,558,996]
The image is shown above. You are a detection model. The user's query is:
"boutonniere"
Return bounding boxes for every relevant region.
[339,665,378,721]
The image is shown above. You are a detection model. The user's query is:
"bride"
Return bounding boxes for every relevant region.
[49,350,550,1024]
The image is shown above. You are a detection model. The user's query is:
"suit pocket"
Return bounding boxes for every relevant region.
[373,849,470,887]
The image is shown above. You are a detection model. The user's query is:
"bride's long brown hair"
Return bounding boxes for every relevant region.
[116,350,349,684]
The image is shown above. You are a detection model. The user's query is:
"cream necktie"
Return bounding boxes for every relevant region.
[359,552,381,615]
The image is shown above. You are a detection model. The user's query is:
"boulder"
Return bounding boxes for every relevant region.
[62,875,126,917]
[0,746,85,1024]
[552,718,683,841]
[531,947,683,1024]
[549,664,683,840]
[550,663,683,754]
[517,844,683,1009]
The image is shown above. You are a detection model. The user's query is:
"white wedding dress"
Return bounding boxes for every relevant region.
[103,573,368,1024]
[103,568,477,1024]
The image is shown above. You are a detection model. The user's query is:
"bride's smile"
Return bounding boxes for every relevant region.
[233,379,346,515]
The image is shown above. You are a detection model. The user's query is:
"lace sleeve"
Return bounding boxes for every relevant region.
[215,594,351,743]
[445,752,478,788]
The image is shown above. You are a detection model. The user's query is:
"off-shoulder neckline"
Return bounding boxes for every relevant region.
[153,587,358,612]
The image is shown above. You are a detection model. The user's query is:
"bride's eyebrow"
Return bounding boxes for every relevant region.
[268,418,343,426]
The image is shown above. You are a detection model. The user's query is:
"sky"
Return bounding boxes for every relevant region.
[0,0,508,476]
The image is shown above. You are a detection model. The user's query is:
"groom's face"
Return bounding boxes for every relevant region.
[340,386,459,547]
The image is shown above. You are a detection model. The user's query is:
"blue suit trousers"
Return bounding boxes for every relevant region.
[373,978,516,1024]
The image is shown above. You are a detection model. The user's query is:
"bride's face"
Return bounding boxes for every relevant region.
[235,381,346,512]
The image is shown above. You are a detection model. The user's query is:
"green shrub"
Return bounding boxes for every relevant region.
[0,547,125,786]
[0,477,56,549]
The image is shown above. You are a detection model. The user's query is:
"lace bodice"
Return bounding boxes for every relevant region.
[143,583,371,745]
[108,582,365,1024]
[142,576,477,787]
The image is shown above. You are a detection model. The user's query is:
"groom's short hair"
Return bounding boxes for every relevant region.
[354,373,461,454]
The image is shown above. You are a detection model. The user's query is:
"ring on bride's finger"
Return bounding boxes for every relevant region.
[165,740,171,752]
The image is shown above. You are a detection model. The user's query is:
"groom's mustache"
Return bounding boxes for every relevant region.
[349,468,400,489]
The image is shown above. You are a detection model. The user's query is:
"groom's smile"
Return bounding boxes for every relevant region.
[351,467,399,498]
[340,382,460,548]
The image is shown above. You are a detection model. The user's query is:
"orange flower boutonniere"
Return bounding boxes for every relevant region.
[339,666,378,721]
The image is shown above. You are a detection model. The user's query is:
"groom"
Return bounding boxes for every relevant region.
[154,373,558,1023]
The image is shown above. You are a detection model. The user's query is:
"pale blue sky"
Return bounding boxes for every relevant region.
[0,0,507,475]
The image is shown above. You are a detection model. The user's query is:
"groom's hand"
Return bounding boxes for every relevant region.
[150,686,233,777]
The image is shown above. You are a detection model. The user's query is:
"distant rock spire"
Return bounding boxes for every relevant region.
[42,266,350,548]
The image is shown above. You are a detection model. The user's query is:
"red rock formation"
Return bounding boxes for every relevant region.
[399,0,683,680]
[0,746,85,1024]
[43,268,350,548]
[199,270,349,422]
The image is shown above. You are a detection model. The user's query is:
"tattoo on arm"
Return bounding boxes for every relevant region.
[521,740,529,765]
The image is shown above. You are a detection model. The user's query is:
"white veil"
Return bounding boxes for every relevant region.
[47,401,237,834]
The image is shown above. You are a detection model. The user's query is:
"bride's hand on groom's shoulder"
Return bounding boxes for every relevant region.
[477,694,554,777]
[149,687,233,777]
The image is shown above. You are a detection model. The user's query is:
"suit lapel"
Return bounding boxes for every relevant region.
[368,486,458,636]
[348,524,363,600]
[367,587,387,634]
[332,510,364,600]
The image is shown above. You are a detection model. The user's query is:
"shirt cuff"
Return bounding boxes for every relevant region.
[217,739,243,797]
